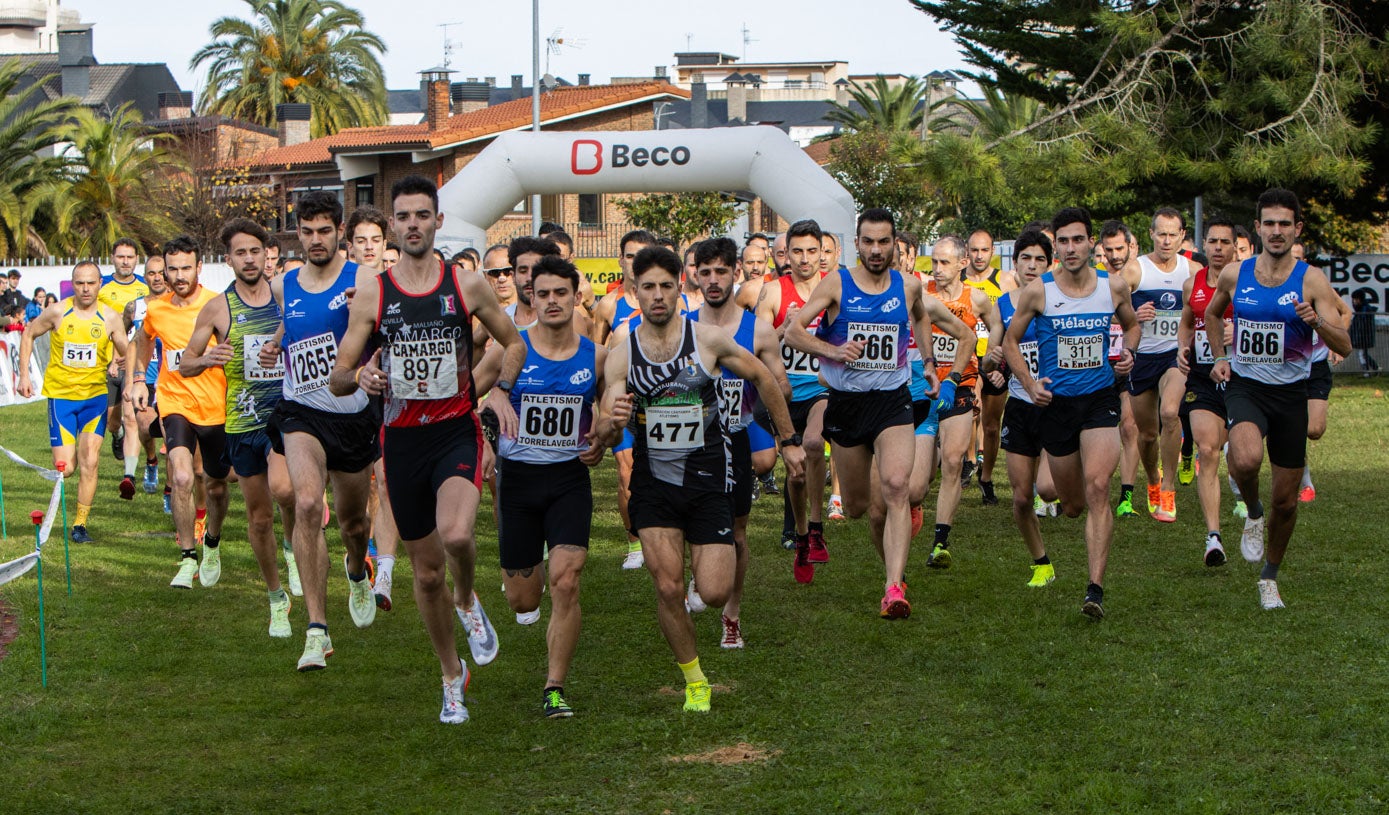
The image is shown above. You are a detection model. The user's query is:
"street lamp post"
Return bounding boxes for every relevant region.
[531,0,541,235]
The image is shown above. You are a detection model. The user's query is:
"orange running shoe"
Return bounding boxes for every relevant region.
[879,582,911,619]
[1147,483,1161,515]
[1154,489,1176,523]
[910,505,923,538]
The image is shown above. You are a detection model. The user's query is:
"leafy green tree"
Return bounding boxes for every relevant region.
[192,0,388,138]
[613,193,741,248]
[826,130,936,238]
[826,75,927,134]
[0,60,78,258]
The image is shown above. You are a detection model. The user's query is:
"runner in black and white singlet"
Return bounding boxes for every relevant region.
[1205,189,1351,611]
[598,246,803,714]
[332,175,526,724]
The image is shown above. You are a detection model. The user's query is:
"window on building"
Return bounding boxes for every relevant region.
[759,200,779,233]
[578,194,602,227]
[287,184,343,229]
[355,180,374,209]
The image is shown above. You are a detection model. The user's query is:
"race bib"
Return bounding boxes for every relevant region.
[1143,310,1181,340]
[62,342,97,369]
[1057,334,1104,370]
[243,334,283,381]
[286,333,336,398]
[847,323,898,371]
[1193,327,1215,365]
[932,332,957,363]
[974,320,990,356]
[716,378,744,428]
[389,337,459,400]
[1234,320,1284,365]
[1018,340,1040,379]
[644,403,704,451]
[518,394,582,449]
[781,342,819,376]
[1108,322,1124,360]
[165,347,185,373]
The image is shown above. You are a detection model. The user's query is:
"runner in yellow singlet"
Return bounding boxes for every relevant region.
[99,238,150,498]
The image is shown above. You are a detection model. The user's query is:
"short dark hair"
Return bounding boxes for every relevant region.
[619,229,658,256]
[1022,219,1051,235]
[73,260,101,276]
[337,240,349,252]
[508,236,560,267]
[1205,217,1237,240]
[547,230,574,254]
[461,247,481,265]
[265,235,281,252]
[390,174,440,213]
[1151,207,1185,231]
[163,235,201,259]
[219,218,268,250]
[856,207,896,237]
[385,241,400,253]
[1233,224,1253,243]
[1256,188,1302,225]
[297,191,343,226]
[787,219,824,245]
[1051,207,1092,239]
[657,237,678,254]
[1098,219,1133,243]
[1013,230,1053,266]
[345,205,389,242]
[747,232,769,245]
[530,255,581,292]
[537,221,563,236]
[113,237,139,255]
[632,246,682,279]
[896,230,917,248]
[694,237,738,269]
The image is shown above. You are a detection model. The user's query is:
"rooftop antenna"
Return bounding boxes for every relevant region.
[741,22,757,61]
[545,28,586,75]
[438,20,465,68]
[686,33,693,51]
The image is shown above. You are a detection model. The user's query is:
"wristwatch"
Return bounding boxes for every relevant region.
[780,433,803,448]
[496,379,514,392]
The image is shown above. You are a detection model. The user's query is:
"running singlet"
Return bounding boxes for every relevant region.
[817,268,910,393]
[223,288,284,434]
[43,301,113,400]
[772,275,825,401]
[997,291,1040,404]
[626,319,730,491]
[99,275,148,315]
[499,332,596,464]
[505,302,538,331]
[965,271,1004,355]
[144,287,225,425]
[376,261,477,428]
[608,292,692,335]
[926,280,981,387]
[1188,269,1232,366]
[1230,259,1314,385]
[1034,270,1116,398]
[1133,254,1193,354]
[279,263,368,414]
[692,309,759,433]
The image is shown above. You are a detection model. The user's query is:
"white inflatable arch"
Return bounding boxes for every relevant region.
[435,125,857,251]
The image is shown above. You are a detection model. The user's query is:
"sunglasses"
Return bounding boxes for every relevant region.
[484,267,513,278]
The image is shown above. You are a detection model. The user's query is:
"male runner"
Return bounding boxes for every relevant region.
[1098,220,1144,516]
[480,244,517,309]
[474,255,607,717]
[1297,235,1351,503]
[1206,189,1350,609]
[598,245,803,712]
[18,262,128,543]
[126,237,229,589]
[331,174,524,723]
[257,191,378,671]
[786,208,969,617]
[99,237,149,498]
[346,205,389,271]
[509,236,592,336]
[770,232,788,274]
[964,229,1014,502]
[122,255,168,496]
[1002,207,1139,619]
[733,240,770,311]
[180,219,297,636]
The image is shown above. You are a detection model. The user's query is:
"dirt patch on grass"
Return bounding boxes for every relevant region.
[0,598,17,662]
[668,743,781,765]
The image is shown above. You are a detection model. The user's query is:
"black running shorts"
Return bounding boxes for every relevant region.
[1225,373,1308,470]
[629,469,734,545]
[822,384,913,448]
[268,399,380,474]
[382,414,484,542]
[1041,387,1121,458]
[497,457,592,570]
[161,413,230,479]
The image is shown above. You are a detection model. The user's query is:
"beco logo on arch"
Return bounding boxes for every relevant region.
[571,139,692,175]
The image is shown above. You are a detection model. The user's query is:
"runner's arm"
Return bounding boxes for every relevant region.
[784,274,851,361]
[1177,276,1197,374]
[591,297,614,345]
[15,303,60,397]
[596,339,633,447]
[754,282,784,338]
[1111,273,1140,375]
[462,272,524,437]
[105,308,129,359]
[327,274,383,396]
[1205,265,1237,383]
[708,327,804,480]
[1301,267,1352,357]
[1002,280,1043,398]
[578,344,610,466]
[470,339,506,398]
[752,318,792,402]
[179,297,231,377]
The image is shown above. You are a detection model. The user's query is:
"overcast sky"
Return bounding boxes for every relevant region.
[81,0,973,97]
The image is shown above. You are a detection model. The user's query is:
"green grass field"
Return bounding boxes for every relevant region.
[2,379,1387,814]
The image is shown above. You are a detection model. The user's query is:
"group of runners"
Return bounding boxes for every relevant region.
[14,181,1350,723]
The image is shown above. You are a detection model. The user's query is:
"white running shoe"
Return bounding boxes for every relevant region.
[198,545,221,587]
[373,568,393,612]
[621,549,645,570]
[296,629,333,671]
[269,594,292,638]
[1257,579,1285,610]
[515,608,540,626]
[455,593,499,666]
[345,554,377,629]
[686,578,707,614]
[284,545,303,596]
[1240,515,1265,563]
[1203,534,1227,568]
[440,660,471,724]
[170,557,198,589]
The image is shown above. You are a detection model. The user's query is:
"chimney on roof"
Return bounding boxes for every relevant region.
[511,74,524,97]
[726,74,747,124]
[690,79,707,129]
[276,103,312,147]
[834,78,850,106]
[655,66,667,79]
[577,73,590,86]
[450,81,490,115]
[420,66,455,131]
[484,76,496,87]
[57,25,95,100]
[158,91,194,120]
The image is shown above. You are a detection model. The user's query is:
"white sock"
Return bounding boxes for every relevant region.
[376,554,395,578]
[1301,465,1313,489]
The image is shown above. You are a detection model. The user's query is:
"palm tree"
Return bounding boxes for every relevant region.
[191,0,389,138]
[39,104,179,257]
[825,75,927,134]
[0,60,79,258]
[930,84,1044,143]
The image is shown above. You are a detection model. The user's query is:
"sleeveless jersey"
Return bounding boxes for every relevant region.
[1133,254,1193,354]
[376,262,476,428]
[98,274,148,315]
[44,301,113,400]
[144,287,225,425]
[965,271,1003,355]
[773,274,825,401]
[997,291,1040,404]
[817,268,910,393]
[692,308,760,433]
[1035,270,1116,397]
[627,319,730,491]
[505,302,538,331]
[1230,259,1314,385]
[223,288,284,434]
[926,281,981,386]
[1188,269,1232,367]
[499,332,596,464]
[280,263,368,414]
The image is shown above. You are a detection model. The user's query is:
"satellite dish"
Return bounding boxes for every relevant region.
[541,73,558,91]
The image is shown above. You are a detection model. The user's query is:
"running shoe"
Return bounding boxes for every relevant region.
[1204,533,1226,567]
[960,458,975,487]
[910,505,923,538]
[110,424,125,462]
[793,536,814,584]
[927,543,951,569]
[1178,456,1195,486]
[321,498,330,529]
[296,630,333,672]
[284,546,303,596]
[269,594,292,638]
[1232,500,1248,519]
[1240,515,1265,563]
[720,615,744,649]
[828,495,845,521]
[879,582,911,619]
[170,556,198,589]
[1298,485,1316,503]
[543,687,574,719]
[162,491,172,514]
[373,567,393,611]
[516,608,540,626]
[71,524,93,544]
[142,464,159,494]
[781,529,797,551]
[621,548,645,570]
[1081,591,1105,620]
[1044,500,1060,517]
[118,476,135,501]
[1153,490,1176,523]
[199,545,221,587]
[344,554,377,628]
[684,679,712,713]
[1115,496,1137,518]
[760,474,779,495]
[194,517,206,546]
[686,577,707,614]
[1146,484,1161,515]
[440,661,471,724]
[807,528,829,564]
[1257,578,1285,610]
[980,480,999,506]
[1027,563,1055,588]
[751,477,761,501]
[456,593,499,666]
[1035,495,1049,518]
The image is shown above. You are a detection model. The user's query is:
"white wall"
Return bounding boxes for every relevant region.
[8,263,235,304]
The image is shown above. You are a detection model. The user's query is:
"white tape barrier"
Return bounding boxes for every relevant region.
[0,474,62,586]
[0,551,38,586]
[0,330,45,407]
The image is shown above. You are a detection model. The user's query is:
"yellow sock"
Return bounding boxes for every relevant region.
[678,657,706,685]
[74,503,91,526]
